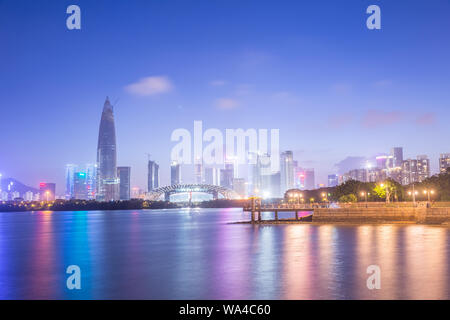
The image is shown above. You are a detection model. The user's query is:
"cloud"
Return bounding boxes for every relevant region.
[415,112,436,126]
[215,98,240,110]
[331,83,352,95]
[328,114,353,129]
[210,80,227,87]
[373,79,393,87]
[334,156,367,174]
[361,109,404,128]
[271,91,302,105]
[125,76,173,96]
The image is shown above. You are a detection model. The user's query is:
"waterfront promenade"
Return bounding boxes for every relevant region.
[243,202,450,225]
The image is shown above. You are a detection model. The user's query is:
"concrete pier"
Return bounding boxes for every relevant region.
[243,203,450,225]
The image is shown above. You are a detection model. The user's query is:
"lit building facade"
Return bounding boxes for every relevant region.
[280,151,294,194]
[170,161,181,185]
[117,166,131,200]
[96,97,119,201]
[220,163,234,189]
[304,168,315,190]
[73,172,88,200]
[65,164,77,199]
[391,147,404,168]
[328,174,339,187]
[39,183,56,201]
[439,153,450,173]
[232,178,246,198]
[85,163,97,200]
[148,160,159,191]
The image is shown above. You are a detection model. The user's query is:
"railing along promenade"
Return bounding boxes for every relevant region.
[243,203,320,223]
[242,201,450,224]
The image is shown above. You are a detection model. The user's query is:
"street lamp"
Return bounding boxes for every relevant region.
[407,189,418,206]
[423,189,434,203]
[380,183,390,204]
[360,191,368,204]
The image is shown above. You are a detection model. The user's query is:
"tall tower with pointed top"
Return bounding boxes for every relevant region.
[96,97,119,201]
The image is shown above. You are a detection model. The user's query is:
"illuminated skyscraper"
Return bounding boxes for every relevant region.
[417,155,430,182]
[391,147,403,168]
[304,169,315,190]
[74,172,88,200]
[171,161,181,185]
[328,174,339,187]
[39,183,56,201]
[204,167,220,185]
[194,159,203,184]
[85,163,97,200]
[148,160,159,191]
[439,153,450,173]
[65,164,77,199]
[96,97,119,201]
[117,166,131,200]
[280,151,294,193]
[220,163,234,189]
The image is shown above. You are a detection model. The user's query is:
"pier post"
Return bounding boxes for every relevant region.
[275,210,278,221]
[295,211,299,220]
[258,211,262,222]
[251,211,255,223]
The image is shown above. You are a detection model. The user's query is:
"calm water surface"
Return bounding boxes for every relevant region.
[0,208,449,299]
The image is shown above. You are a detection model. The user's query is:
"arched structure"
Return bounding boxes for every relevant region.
[147,184,239,201]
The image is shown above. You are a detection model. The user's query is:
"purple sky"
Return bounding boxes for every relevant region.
[1,0,450,194]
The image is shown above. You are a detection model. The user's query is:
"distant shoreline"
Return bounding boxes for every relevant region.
[0,199,249,213]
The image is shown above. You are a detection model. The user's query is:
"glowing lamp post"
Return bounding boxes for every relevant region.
[360,191,368,205]
[380,183,390,204]
[407,189,418,206]
[423,189,434,203]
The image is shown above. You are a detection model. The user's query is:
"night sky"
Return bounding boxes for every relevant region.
[1,0,449,194]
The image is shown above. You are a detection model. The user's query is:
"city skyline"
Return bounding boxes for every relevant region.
[1,1,450,194]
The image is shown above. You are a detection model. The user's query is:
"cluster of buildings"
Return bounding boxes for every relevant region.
[331,148,450,186]
[4,97,450,203]
[64,98,131,201]
[0,179,56,202]
[145,150,315,199]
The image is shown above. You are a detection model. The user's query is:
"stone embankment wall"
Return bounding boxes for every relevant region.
[313,207,450,224]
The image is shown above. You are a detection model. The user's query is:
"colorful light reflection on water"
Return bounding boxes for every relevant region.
[0,208,449,299]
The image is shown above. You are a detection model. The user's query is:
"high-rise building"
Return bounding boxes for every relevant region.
[401,159,418,185]
[220,163,234,189]
[39,183,56,201]
[73,172,88,200]
[96,97,119,201]
[280,151,294,193]
[24,191,34,201]
[402,155,430,185]
[439,153,450,173]
[204,167,220,186]
[294,165,305,189]
[85,163,97,200]
[328,174,339,187]
[391,147,403,168]
[117,166,131,200]
[375,155,389,169]
[232,178,246,198]
[304,169,315,190]
[416,155,430,182]
[270,172,281,198]
[367,168,387,183]
[194,158,203,184]
[342,169,367,183]
[148,160,159,191]
[171,161,181,185]
[65,164,77,199]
